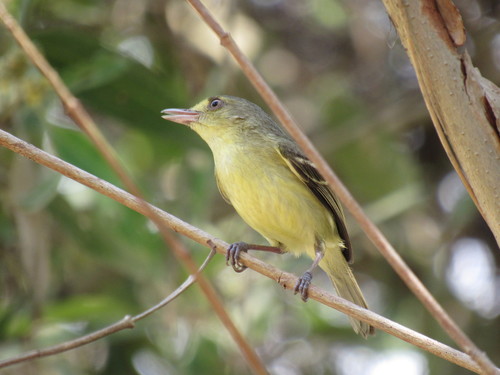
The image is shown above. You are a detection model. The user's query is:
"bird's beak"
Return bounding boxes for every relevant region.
[161,108,201,125]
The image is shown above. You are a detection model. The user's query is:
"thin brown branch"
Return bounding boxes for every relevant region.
[0,316,135,369]
[0,249,215,369]
[0,129,489,375]
[0,4,267,374]
[184,1,498,373]
[133,247,216,321]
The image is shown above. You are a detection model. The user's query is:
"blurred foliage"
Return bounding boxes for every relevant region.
[0,0,499,374]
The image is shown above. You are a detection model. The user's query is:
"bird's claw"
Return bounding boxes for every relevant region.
[294,271,312,301]
[226,242,249,273]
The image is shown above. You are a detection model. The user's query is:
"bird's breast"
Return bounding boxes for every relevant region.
[213,145,334,255]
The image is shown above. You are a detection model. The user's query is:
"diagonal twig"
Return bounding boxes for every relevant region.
[0,249,216,369]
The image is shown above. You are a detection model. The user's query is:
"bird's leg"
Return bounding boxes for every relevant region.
[226,242,284,273]
[294,240,325,301]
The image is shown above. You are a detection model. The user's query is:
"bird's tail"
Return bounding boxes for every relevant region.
[320,248,374,338]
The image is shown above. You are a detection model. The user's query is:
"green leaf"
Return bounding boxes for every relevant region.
[47,126,120,186]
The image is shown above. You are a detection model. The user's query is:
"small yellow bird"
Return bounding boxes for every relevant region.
[162,95,374,338]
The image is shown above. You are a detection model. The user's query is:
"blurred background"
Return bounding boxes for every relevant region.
[0,0,499,374]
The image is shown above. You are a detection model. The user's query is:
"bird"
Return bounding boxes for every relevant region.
[162,95,374,338]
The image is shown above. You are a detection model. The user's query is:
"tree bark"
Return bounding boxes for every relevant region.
[382,0,500,246]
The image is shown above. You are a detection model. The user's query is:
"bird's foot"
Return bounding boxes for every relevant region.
[294,271,312,301]
[226,242,249,273]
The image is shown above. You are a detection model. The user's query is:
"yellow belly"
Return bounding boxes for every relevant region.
[214,147,335,258]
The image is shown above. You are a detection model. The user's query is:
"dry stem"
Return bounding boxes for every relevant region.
[0,249,215,369]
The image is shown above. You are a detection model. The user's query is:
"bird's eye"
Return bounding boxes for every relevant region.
[208,98,224,110]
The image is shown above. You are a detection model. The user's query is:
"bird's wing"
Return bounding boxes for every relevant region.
[277,144,352,263]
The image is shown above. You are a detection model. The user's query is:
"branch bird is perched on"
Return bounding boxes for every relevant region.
[162,95,374,338]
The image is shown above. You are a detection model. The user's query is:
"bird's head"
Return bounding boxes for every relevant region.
[162,95,286,145]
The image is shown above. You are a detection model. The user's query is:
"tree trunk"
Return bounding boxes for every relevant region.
[382,0,500,245]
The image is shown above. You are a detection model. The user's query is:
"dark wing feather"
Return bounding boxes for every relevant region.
[277,144,353,263]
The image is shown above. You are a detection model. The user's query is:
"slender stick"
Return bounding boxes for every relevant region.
[0,129,488,374]
[0,250,215,369]
[0,4,267,374]
[184,1,498,374]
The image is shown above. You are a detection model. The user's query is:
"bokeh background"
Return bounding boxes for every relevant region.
[0,0,499,374]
